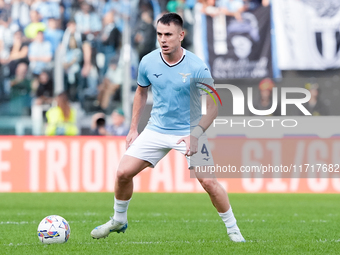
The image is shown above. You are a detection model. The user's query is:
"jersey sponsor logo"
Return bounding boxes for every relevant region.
[203,158,210,161]
[153,73,162,78]
[179,73,191,82]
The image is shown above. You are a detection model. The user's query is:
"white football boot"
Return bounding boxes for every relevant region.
[91,217,128,239]
[227,230,246,242]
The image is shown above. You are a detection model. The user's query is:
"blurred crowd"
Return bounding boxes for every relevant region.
[200,0,269,19]
[0,0,130,117]
[0,0,273,116]
[0,0,329,135]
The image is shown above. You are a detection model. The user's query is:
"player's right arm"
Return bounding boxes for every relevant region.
[126,57,150,149]
[126,86,148,148]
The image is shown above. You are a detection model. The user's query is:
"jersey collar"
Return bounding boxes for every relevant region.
[160,48,186,67]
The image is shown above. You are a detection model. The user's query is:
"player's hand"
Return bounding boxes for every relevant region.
[177,135,198,156]
[126,130,139,149]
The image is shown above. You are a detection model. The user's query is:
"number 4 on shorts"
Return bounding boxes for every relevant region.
[201,144,209,156]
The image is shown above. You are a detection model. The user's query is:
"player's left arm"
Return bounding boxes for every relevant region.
[177,93,218,156]
[197,93,218,131]
[177,63,217,156]
[190,94,218,156]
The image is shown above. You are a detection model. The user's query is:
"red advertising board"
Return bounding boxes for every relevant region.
[0,136,339,193]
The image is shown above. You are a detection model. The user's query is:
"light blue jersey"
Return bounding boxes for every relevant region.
[137,48,214,136]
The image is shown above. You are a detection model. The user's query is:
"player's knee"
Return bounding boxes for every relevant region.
[199,178,218,193]
[116,170,133,183]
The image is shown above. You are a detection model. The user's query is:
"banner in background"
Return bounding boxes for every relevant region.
[0,136,339,193]
[205,6,272,79]
[273,0,340,70]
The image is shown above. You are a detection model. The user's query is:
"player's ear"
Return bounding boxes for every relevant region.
[179,29,185,42]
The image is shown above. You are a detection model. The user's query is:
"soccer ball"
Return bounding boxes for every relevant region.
[37,215,71,244]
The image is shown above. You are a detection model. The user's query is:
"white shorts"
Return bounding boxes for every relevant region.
[125,128,214,168]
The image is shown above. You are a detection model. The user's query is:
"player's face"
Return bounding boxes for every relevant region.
[157,22,184,56]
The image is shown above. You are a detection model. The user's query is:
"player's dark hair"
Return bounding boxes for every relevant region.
[157,13,183,29]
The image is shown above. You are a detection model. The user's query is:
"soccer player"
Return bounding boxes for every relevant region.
[91,13,245,242]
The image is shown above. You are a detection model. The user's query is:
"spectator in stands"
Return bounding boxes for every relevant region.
[58,1,67,30]
[61,19,83,99]
[0,0,11,26]
[167,0,186,13]
[10,63,31,94]
[91,111,105,129]
[45,91,78,135]
[70,0,85,13]
[263,0,270,6]
[11,0,31,30]
[87,0,106,16]
[61,19,82,53]
[24,10,46,40]
[73,3,101,100]
[218,0,245,21]
[100,11,121,73]
[0,62,31,115]
[0,15,17,52]
[91,112,108,135]
[0,38,9,65]
[244,0,261,10]
[92,117,107,135]
[35,70,54,105]
[44,18,64,55]
[159,0,171,12]
[100,10,120,46]
[0,39,10,97]
[74,2,102,42]
[107,108,129,136]
[200,0,246,20]
[200,0,220,16]
[61,19,98,102]
[138,0,161,23]
[134,10,156,61]
[251,78,280,116]
[28,31,53,76]
[63,35,82,95]
[102,0,121,15]
[8,30,29,78]
[0,0,12,39]
[96,55,123,111]
[102,0,126,31]
[81,41,99,98]
[301,83,329,116]
[244,0,270,11]
[176,5,194,51]
[31,0,60,24]
[27,31,52,99]
[8,62,32,115]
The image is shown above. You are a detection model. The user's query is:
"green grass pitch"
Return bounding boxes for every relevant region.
[0,193,339,254]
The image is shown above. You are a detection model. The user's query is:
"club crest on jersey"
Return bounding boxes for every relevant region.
[179,73,191,82]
